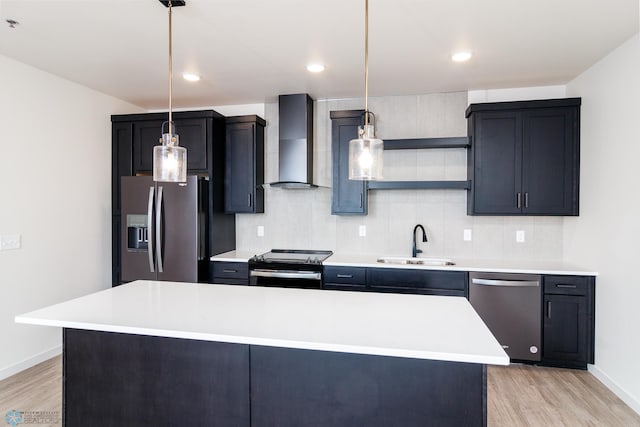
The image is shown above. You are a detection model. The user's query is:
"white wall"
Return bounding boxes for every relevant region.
[564,34,640,413]
[0,54,142,379]
[236,92,565,261]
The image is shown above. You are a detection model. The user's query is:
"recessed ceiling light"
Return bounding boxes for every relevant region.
[182,72,201,82]
[306,63,325,73]
[451,51,472,62]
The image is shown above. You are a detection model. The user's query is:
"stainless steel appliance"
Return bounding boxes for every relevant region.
[248,249,333,289]
[469,272,542,362]
[121,175,208,283]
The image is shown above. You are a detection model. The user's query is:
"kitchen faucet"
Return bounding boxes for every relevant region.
[412,224,428,258]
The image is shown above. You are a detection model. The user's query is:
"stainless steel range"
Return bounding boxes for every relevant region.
[248,249,333,289]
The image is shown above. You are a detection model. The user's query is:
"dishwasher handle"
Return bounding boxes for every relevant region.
[471,278,539,287]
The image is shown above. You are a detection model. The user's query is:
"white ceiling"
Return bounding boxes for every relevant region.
[0,0,637,110]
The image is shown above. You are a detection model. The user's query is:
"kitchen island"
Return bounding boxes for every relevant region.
[16,280,508,426]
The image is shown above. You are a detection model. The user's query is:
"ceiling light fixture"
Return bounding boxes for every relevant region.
[306,63,325,73]
[348,0,383,181]
[153,0,187,183]
[451,51,472,62]
[182,72,200,82]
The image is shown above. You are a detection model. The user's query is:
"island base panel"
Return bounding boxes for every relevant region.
[251,346,486,427]
[63,328,486,426]
[63,329,250,427]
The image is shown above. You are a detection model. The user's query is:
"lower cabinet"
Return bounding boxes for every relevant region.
[541,275,595,369]
[323,266,467,297]
[210,261,249,285]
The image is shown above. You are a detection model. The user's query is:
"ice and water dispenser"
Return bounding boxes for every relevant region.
[126,214,148,251]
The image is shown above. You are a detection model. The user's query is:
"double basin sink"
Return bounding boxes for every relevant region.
[376,256,455,266]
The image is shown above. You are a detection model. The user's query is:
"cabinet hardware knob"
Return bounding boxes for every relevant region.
[516,192,522,209]
[547,301,552,319]
[223,269,237,273]
[359,193,363,209]
[248,193,252,207]
[556,284,577,288]
[524,192,529,208]
[336,274,353,278]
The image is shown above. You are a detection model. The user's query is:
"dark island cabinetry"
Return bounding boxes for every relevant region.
[466,98,581,216]
[111,110,235,286]
[225,115,265,213]
[541,275,595,369]
[330,110,368,215]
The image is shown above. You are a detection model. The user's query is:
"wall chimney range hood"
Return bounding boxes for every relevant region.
[270,94,316,189]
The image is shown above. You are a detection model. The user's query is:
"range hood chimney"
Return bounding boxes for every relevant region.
[270,94,316,188]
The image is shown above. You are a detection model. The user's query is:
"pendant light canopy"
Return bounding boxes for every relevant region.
[153,0,187,183]
[348,0,383,181]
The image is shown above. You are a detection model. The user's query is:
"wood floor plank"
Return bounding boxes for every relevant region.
[1,356,639,426]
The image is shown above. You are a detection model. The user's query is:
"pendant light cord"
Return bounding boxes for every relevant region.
[168,1,173,136]
[364,0,369,127]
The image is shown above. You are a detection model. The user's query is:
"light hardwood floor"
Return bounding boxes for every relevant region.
[1,356,639,426]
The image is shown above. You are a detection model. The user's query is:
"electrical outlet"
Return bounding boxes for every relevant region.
[359,225,366,237]
[516,230,525,243]
[257,226,264,237]
[463,229,472,241]
[0,234,21,251]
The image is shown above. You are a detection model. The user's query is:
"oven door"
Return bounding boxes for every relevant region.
[249,269,322,289]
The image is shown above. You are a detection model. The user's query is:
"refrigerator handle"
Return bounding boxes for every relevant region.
[156,186,164,273]
[147,186,155,273]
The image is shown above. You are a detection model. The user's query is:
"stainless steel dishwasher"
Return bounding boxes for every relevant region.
[469,272,542,362]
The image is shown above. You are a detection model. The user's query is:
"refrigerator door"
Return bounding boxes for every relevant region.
[121,176,156,282]
[156,176,199,282]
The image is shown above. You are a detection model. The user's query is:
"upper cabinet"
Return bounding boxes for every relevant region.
[466,98,581,216]
[330,110,367,215]
[225,115,266,214]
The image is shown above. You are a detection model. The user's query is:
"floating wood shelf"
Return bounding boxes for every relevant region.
[367,180,471,190]
[383,137,470,150]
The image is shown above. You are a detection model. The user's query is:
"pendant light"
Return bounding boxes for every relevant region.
[348,0,383,181]
[153,0,187,183]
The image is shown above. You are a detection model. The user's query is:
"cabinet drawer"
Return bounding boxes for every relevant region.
[368,268,466,295]
[544,275,592,296]
[323,266,367,285]
[211,262,248,281]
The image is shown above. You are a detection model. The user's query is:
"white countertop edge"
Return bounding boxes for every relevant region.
[15,315,509,366]
[323,260,598,276]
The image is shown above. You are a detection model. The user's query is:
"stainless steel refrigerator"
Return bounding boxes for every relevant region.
[120,176,208,283]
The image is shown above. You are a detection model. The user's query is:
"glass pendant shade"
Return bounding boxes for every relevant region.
[349,124,383,180]
[153,131,187,182]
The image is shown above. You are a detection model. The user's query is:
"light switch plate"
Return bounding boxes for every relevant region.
[257,226,264,237]
[463,229,472,241]
[0,234,21,251]
[359,225,366,237]
[516,230,525,243]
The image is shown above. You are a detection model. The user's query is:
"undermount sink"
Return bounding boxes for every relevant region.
[376,256,455,266]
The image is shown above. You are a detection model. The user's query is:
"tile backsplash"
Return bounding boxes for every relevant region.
[235,92,564,261]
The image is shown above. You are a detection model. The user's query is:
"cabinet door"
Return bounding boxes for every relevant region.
[522,107,578,215]
[133,118,208,174]
[225,122,263,213]
[543,294,588,366]
[112,122,133,286]
[470,111,522,214]
[331,111,367,215]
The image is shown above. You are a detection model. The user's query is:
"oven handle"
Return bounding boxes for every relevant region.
[250,270,322,281]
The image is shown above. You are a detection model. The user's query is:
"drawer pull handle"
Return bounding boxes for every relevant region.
[336,274,354,278]
[547,301,552,319]
[223,269,238,273]
[556,284,577,289]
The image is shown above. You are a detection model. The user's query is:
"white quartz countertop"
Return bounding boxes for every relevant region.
[211,251,597,276]
[15,280,508,366]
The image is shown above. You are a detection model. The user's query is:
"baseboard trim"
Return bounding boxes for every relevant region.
[0,346,62,381]
[589,364,640,416]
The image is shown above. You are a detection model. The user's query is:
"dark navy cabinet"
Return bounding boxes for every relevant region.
[210,261,249,285]
[225,115,265,213]
[330,110,367,215]
[466,98,580,216]
[542,275,595,369]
